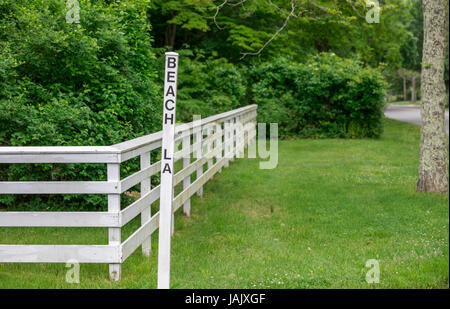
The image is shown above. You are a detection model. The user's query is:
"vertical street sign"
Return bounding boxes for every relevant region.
[157,51,179,289]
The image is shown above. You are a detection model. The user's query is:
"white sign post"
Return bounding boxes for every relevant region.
[157,51,179,289]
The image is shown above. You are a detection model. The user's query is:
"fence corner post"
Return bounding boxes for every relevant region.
[107,163,121,282]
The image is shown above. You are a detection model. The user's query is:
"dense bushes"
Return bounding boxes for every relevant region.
[248,54,387,138]
[174,53,387,139]
[0,1,386,211]
[0,0,160,210]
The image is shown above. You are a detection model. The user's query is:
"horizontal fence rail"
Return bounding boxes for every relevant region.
[0,104,257,281]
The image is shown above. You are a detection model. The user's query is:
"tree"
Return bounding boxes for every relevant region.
[409,70,420,103]
[398,68,409,101]
[148,0,411,66]
[417,0,448,193]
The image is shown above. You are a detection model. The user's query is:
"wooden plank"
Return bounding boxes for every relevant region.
[174,129,219,161]
[120,160,160,193]
[119,140,162,163]
[207,126,214,170]
[174,104,257,136]
[0,153,119,164]
[173,147,221,186]
[193,116,203,197]
[112,105,256,163]
[0,146,119,163]
[0,245,120,263]
[140,152,152,256]
[113,131,162,153]
[0,145,117,155]
[121,212,159,262]
[0,212,120,227]
[120,186,160,226]
[0,181,119,194]
[107,163,121,281]
[182,134,191,216]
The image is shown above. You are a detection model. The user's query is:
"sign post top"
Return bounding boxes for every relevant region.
[165,51,179,57]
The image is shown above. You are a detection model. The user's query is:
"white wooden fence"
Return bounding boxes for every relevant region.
[0,104,257,281]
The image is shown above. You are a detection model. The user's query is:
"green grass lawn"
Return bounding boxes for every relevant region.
[390,101,421,106]
[0,118,448,289]
[390,100,449,111]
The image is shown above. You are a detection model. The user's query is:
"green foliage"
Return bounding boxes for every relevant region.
[0,0,161,210]
[249,54,387,138]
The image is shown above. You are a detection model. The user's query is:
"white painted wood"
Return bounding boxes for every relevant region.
[107,163,121,282]
[121,212,159,261]
[113,131,162,156]
[0,245,120,263]
[224,119,232,166]
[0,181,119,194]
[207,125,214,170]
[0,153,119,164]
[158,51,178,289]
[182,134,191,216]
[140,152,152,256]
[216,122,223,173]
[175,104,257,134]
[194,117,203,197]
[237,115,244,158]
[173,149,219,186]
[120,160,160,193]
[120,185,160,226]
[119,140,162,163]
[0,212,119,227]
[0,146,119,164]
[230,117,236,162]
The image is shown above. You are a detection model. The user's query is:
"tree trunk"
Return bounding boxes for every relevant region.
[417,0,448,193]
[411,76,417,103]
[164,23,177,50]
[402,77,407,101]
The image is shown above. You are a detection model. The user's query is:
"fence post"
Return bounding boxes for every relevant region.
[195,123,203,197]
[207,125,213,170]
[234,115,239,159]
[217,122,223,172]
[251,110,257,145]
[107,163,121,281]
[237,114,244,158]
[140,152,151,256]
[182,134,191,216]
[230,117,236,162]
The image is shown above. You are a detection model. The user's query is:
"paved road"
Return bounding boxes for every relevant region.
[384,104,449,136]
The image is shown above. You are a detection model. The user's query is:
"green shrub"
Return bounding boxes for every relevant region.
[0,0,161,210]
[249,54,387,138]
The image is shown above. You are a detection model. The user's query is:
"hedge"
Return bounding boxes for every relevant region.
[248,54,387,138]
